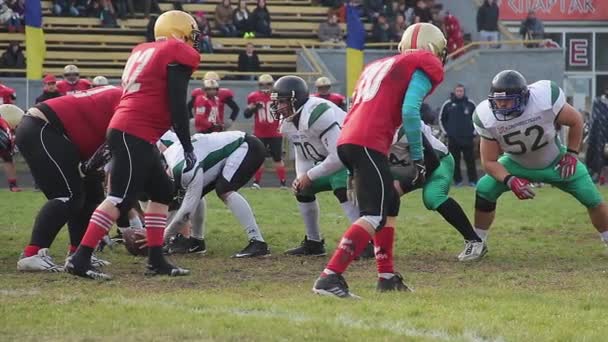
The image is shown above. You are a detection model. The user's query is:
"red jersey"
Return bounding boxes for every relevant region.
[312,92,346,109]
[247,90,280,138]
[43,86,122,160]
[56,79,92,95]
[0,84,16,104]
[338,51,444,155]
[194,95,221,133]
[109,40,200,143]
[0,117,14,156]
[192,87,234,120]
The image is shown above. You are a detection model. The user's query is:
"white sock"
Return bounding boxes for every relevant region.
[225,192,264,242]
[191,197,206,240]
[600,230,608,243]
[322,268,335,275]
[298,200,321,241]
[129,216,143,229]
[474,228,488,242]
[378,273,394,279]
[340,201,360,223]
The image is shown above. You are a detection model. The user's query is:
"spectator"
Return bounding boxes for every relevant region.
[100,0,118,28]
[385,1,400,21]
[587,86,608,183]
[112,0,134,19]
[85,0,101,17]
[413,0,432,23]
[477,0,499,47]
[444,11,464,58]
[215,0,238,37]
[145,14,158,42]
[371,14,391,43]
[5,0,23,32]
[364,0,384,22]
[35,75,62,104]
[519,10,544,46]
[237,43,260,80]
[318,13,344,44]
[439,84,478,186]
[250,0,272,37]
[233,0,252,36]
[0,42,25,76]
[194,11,213,53]
[52,0,79,16]
[391,13,407,41]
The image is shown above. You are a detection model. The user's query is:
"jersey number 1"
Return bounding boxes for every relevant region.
[352,58,395,105]
[122,48,156,94]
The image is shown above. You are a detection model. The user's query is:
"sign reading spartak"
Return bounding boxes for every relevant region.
[498,0,608,21]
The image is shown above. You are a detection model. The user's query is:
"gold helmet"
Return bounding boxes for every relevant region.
[258,74,274,92]
[203,79,219,89]
[154,10,200,49]
[0,104,24,129]
[398,23,447,63]
[204,71,220,81]
[314,76,332,88]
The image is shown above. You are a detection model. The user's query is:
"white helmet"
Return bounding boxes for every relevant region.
[63,64,79,75]
[92,76,109,86]
[398,23,447,63]
[0,104,25,129]
[315,76,332,88]
[204,71,220,81]
[203,79,219,89]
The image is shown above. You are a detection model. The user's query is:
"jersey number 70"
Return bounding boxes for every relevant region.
[351,58,395,105]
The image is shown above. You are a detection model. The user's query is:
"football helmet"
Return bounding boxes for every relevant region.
[204,71,220,81]
[0,104,24,129]
[258,74,274,93]
[398,23,447,64]
[270,76,309,121]
[203,79,219,96]
[154,10,201,50]
[488,70,529,121]
[63,64,80,84]
[92,75,109,86]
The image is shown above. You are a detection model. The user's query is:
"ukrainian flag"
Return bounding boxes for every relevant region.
[345,4,365,98]
[25,0,46,80]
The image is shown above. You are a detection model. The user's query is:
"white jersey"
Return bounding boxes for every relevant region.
[280,97,346,179]
[156,130,179,150]
[389,121,448,165]
[473,80,566,169]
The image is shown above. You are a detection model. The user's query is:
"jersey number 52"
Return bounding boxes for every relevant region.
[122,48,156,94]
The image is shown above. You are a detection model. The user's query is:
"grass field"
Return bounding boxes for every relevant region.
[2,186,608,341]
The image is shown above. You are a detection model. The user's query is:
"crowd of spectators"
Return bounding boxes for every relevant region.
[0,0,24,32]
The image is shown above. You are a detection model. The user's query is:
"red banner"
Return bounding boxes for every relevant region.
[499,0,608,21]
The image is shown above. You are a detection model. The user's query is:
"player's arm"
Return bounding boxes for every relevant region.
[166,169,204,232]
[402,69,433,162]
[167,63,195,153]
[555,103,583,153]
[307,117,343,180]
[225,97,240,121]
[479,137,508,182]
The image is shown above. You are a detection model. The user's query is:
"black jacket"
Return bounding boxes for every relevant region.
[440,94,477,144]
[477,1,499,32]
[250,7,271,36]
[35,91,62,104]
[238,51,260,72]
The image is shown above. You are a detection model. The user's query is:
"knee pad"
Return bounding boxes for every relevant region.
[475,194,497,212]
[296,194,316,203]
[333,188,348,203]
[360,215,386,230]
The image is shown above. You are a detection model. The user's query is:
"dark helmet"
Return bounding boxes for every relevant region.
[488,70,529,121]
[0,129,11,152]
[270,75,309,120]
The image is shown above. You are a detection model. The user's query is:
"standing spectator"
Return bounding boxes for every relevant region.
[587,86,608,183]
[238,43,260,79]
[364,0,384,22]
[318,13,344,44]
[6,0,23,32]
[56,65,92,95]
[413,0,432,23]
[385,1,400,21]
[112,0,134,19]
[477,0,499,47]
[371,14,391,43]
[233,0,252,36]
[100,0,118,28]
[0,80,16,104]
[439,84,478,186]
[215,0,238,37]
[35,75,62,104]
[145,14,158,42]
[444,11,464,58]
[194,11,213,53]
[250,0,272,37]
[391,13,407,41]
[0,41,25,76]
[519,10,544,46]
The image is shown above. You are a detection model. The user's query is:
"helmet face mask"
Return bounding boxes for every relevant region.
[270,92,296,121]
[259,82,273,93]
[488,70,529,121]
[317,85,330,95]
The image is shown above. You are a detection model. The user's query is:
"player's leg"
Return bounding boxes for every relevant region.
[329,169,360,223]
[216,135,269,257]
[252,138,270,189]
[2,154,20,192]
[268,137,287,188]
[15,116,84,272]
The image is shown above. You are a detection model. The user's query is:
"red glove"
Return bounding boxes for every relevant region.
[504,175,535,200]
[555,151,578,179]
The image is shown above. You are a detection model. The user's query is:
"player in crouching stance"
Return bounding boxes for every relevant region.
[390,122,485,261]
[270,76,359,256]
[473,70,608,248]
[163,131,271,258]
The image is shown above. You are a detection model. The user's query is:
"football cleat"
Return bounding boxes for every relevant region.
[285,236,326,256]
[17,248,63,272]
[232,239,270,258]
[457,240,488,262]
[251,182,261,190]
[164,234,207,255]
[66,252,111,268]
[280,181,288,189]
[145,261,190,277]
[65,257,112,280]
[313,273,360,299]
[9,184,21,192]
[376,273,413,292]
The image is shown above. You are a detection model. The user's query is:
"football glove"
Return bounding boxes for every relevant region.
[183,150,197,173]
[80,143,111,176]
[411,160,426,187]
[555,151,578,179]
[504,175,535,200]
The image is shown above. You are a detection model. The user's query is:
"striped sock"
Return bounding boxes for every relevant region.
[145,213,167,247]
[80,210,114,249]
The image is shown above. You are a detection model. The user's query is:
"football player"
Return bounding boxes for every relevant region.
[312,77,346,111]
[270,76,359,256]
[0,104,23,192]
[189,71,240,127]
[194,79,222,133]
[244,74,287,189]
[389,122,485,261]
[163,131,270,258]
[15,85,121,272]
[473,70,608,248]
[92,76,109,87]
[0,80,16,104]
[66,10,200,279]
[56,65,92,95]
[312,23,447,298]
